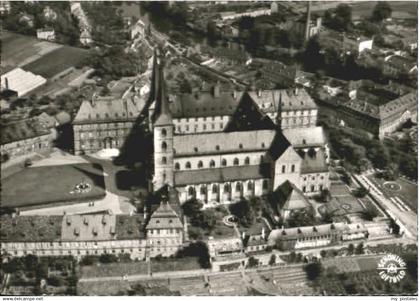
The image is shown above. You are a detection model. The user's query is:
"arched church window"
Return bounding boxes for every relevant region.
[224,183,231,193]
[200,185,207,195]
[161,141,167,151]
[209,160,215,168]
[221,159,227,166]
[188,187,195,196]
[212,184,218,193]
[198,161,203,168]
[185,162,191,169]
[175,163,180,170]
[235,182,242,192]
[245,157,250,165]
[233,158,239,166]
[262,180,268,190]
[162,157,167,164]
[291,164,295,172]
[161,129,167,137]
[247,181,253,191]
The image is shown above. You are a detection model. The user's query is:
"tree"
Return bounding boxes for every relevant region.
[99,254,119,264]
[320,250,327,258]
[269,254,276,266]
[304,263,323,281]
[352,187,368,198]
[355,242,364,255]
[229,198,254,227]
[324,4,353,32]
[347,243,355,255]
[371,2,392,23]
[247,256,259,268]
[47,275,64,287]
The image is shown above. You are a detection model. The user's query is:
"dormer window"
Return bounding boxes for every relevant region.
[216,145,220,150]
[194,147,198,152]
[239,144,243,149]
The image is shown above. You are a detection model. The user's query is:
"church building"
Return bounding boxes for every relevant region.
[149,49,330,208]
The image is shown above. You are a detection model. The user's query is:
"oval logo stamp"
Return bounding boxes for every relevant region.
[377,253,407,283]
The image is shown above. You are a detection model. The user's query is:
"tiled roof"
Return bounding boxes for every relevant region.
[0,215,63,242]
[283,127,326,147]
[61,214,144,241]
[115,215,145,240]
[1,214,145,243]
[173,130,276,157]
[273,180,311,211]
[268,223,348,242]
[174,165,270,186]
[246,235,267,247]
[170,89,243,118]
[301,149,329,174]
[146,202,183,230]
[1,118,51,145]
[379,92,417,120]
[61,214,117,241]
[385,55,417,71]
[73,96,141,124]
[249,88,317,113]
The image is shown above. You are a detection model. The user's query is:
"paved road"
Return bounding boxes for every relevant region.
[353,174,417,240]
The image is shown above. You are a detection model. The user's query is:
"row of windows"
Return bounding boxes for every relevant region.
[302,174,325,181]
[86,112,135,120]
[281,164,296,173]
[176,122,225,133]
[281,110,317,117]
[173,156,262,170]
[302,184,323,193]
[8,247,142,256]
[76,122,133,130]
[149,229,181,235]
[187,180,269,195]
[174,116,227,123]
[280,117,315,125]
[80,130,127,139]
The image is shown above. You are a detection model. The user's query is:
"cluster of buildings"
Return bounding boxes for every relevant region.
[0,111,70,163]
[317,79,417,139]
[0,187,184,260]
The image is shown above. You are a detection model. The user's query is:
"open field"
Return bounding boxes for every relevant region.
[79,261,149,279]
[1,31,88,79]
[367,175,418,211]
[309,1,417,20]
[23,46,89,79]
[151,257,203,273]
[1,163,106,208]
[1,31,62,71]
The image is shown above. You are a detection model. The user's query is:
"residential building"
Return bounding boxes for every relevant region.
[1,118,55,161]
[72,94,142,155]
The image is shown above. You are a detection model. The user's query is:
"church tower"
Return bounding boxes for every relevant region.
[152,50,174,191]
[304,1,312,42]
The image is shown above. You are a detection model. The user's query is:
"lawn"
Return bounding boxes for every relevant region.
[151,257,202,273]
[367,175,418,211]
[23,46,89,79]
[1,163,106,208]
[1,31,62,70]
[79,261,149,279]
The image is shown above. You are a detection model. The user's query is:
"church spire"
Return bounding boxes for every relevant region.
[153,48,172,126]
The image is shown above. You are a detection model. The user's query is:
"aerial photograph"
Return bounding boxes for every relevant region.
[0,0,418,297]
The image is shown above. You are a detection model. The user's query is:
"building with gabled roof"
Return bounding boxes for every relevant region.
[72,93,143,155]
[0,214,147,259]
[270,180,312,221]
[0,117,55,162]
[146,201,184,258]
